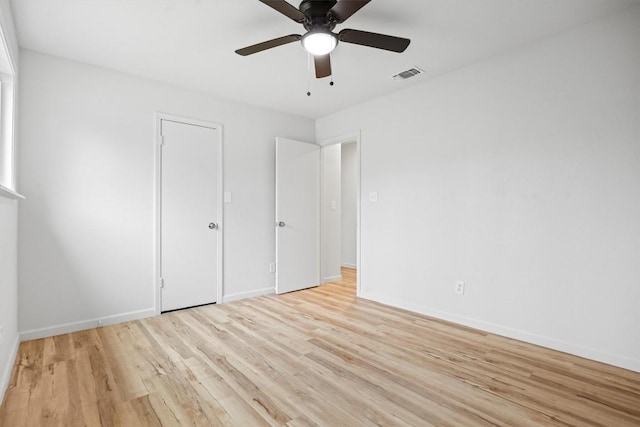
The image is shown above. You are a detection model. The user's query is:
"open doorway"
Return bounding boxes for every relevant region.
[320,132,361,296]
[340,141,358,272]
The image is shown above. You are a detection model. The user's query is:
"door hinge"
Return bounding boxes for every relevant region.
[160,277,165,288]
[159,135,165,146]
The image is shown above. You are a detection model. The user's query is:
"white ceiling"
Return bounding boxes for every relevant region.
[10,0,640,119]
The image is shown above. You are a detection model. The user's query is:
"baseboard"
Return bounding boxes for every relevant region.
[19,308,156,341]
[0,334,20,405]
[323,275,342,283]
[341,262,357,269]
[222,287,274,303]
[360,290,640,373]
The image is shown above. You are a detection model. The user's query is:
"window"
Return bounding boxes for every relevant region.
[0,10,17,197]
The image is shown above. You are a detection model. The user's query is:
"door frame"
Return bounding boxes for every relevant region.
[154,112,224,315]
[319,131,362,296]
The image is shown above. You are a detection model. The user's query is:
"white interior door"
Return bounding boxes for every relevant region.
[275,137,320,294]
[161,119,220,311]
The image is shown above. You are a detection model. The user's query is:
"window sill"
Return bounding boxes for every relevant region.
[0,184,25,200]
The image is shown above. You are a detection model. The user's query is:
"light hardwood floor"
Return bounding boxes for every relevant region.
[1,268,639,426]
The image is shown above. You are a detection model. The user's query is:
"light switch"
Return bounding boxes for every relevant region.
[330,200,337,210]
[369,192,378,202]
[224,192,232,203]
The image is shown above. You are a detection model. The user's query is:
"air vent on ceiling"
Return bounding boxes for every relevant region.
[393,67,424,81]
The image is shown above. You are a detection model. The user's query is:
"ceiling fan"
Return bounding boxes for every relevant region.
[235,0,411,79]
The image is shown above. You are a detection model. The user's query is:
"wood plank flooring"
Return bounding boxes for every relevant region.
[1,268,640,426]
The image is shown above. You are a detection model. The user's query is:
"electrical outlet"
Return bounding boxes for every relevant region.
[269,263,276,273]
[455,281,465,295]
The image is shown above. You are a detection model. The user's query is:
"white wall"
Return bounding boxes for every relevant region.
[0,197,19,402]
[317,7,640,371]
[341,142,357,269]
[18,50,314,336]
[0,0,19,404]
[322,143,341,281]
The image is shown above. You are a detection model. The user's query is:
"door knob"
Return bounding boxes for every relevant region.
[277,221,286,227]
[208,223,218,230]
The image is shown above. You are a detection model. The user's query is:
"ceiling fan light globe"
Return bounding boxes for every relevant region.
[302,31,337,56]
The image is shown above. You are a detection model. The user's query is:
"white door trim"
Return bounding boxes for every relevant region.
[154,112,224,315]
[318,131,362,297]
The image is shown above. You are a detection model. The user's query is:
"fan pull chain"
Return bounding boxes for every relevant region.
[306,53,312,96]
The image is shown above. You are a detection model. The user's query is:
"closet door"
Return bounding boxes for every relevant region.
[160,118,220,311]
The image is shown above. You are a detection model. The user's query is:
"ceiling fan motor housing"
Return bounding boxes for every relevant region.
[300,0,338,31]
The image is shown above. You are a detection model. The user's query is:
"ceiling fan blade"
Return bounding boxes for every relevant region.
[259,0,306,23]
[330,0,371,23]
[235,34,302,56]
[339,29,410,52]
[314,54,332,78]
